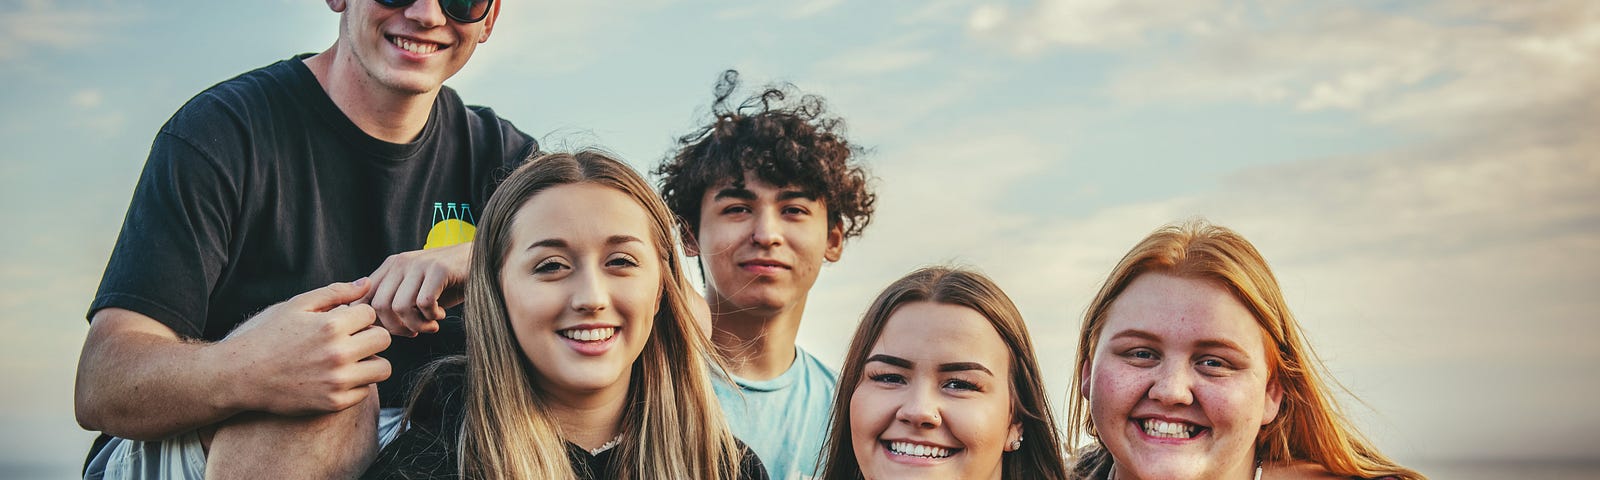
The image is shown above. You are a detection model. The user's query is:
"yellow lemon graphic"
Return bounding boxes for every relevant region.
[424,218,477,249]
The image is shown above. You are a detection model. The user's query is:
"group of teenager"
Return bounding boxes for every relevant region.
[71,0,1427,479]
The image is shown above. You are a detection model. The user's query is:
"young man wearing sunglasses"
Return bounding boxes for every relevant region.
[74,0,531,478]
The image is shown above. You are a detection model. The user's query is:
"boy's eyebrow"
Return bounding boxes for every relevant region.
[711,186,820,203]
[776,190,819,202]
[712,187,757,201]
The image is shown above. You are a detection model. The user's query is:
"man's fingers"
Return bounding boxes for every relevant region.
[288,278,372,312]
[368,270,414,335]
[327,303,380,337]
[415,272,447,315]
[349,324,393,357]
[349,354,393,388]
[358,262,393,306]
[391,273,428,333]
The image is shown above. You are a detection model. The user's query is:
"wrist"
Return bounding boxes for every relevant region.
[198,337,252,414]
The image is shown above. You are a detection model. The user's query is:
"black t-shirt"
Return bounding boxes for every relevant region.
[88,54,537,407]
[363,360,770,480]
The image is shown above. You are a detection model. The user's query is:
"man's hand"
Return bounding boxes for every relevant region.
[360,242,472,337]
[217,279,392,416]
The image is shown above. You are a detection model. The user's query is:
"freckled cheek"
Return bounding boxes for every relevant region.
[1195,382,1262,429]
[1090,364,1144,411]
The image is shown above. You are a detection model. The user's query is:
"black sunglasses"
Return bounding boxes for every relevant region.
[374,0,494,24]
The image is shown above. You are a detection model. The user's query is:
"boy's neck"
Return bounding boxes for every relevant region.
[711,300,807,381]
[304,46,438,144]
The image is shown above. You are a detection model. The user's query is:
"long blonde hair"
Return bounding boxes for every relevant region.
[1066,221,1423,480]
[817,266,1069,480]
[435,150,744,479]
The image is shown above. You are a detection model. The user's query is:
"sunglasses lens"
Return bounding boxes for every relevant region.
[374,0,490,23]
[440,0,491,23]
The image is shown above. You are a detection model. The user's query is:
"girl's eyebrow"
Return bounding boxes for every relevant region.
[527,238,567,250]
[1109,328,1252,358]
[938,362,993,375]
[527,235,644,251]
[865,353,911,368]
[866,354,994,376]
[1109,328,1161,343]
[606,235,644,246]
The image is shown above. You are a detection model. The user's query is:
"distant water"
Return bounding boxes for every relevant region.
[0,462,78,480]
[1410,459,1600,480]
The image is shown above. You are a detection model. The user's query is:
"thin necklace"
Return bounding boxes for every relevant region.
[588,433,623,456]
[1109,460,1263,480]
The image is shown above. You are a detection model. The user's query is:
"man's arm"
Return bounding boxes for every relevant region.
[75,281,393,440]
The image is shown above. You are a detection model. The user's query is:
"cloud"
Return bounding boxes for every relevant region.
[0,2,134,63]
[968,0,1230,51]
[463,0,678,80]
[972,0,1600,139]
[789,0,845,19]
[812,36,935,77]
[69,89,101,108]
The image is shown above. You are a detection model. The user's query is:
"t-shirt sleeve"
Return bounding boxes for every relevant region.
[88,126,239,339]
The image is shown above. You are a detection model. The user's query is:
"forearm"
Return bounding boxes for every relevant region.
[75,311,239,440]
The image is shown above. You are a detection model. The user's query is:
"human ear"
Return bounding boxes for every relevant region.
[681,226,701,257]
[823,223,844,262]
[1078,361,1092,400]
[1004,421,1024,452]
[326,0,347,13]
[478,0,501,43]
[1261,377,1284,425]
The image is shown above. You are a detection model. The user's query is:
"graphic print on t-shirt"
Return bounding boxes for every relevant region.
[424,202,476,249]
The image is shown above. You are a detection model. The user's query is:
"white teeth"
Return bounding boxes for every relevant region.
[887,441,952,458]
[390,37,440,55]
[1141,419,1198,439]
[559,327,616,342]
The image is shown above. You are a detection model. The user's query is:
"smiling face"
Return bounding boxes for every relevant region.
[336,0,497,96]
[1085,273,1283,480]
[500,183,660,399]
[689,172,843,316]
[850,302,1020,480]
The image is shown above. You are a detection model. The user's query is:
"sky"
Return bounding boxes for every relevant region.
[2,0,1597,477]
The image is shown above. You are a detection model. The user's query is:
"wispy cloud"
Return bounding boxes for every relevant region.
[789,0,845,19]
[0,2,136,63]
[969,0,1230,51]
[972,1,1600,138]
[813,35,935,77]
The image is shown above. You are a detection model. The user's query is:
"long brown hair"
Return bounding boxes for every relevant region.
[1065,221,1423,479]
[427,151,745,479]
[817,266,1069,480]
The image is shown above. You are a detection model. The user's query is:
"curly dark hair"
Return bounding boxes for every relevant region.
[656,70,876,243]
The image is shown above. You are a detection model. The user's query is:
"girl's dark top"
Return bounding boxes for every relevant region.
[362,362,769,480]
[1067,446,1401,480]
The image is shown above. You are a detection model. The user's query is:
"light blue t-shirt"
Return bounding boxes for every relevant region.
[713,346,839,480]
